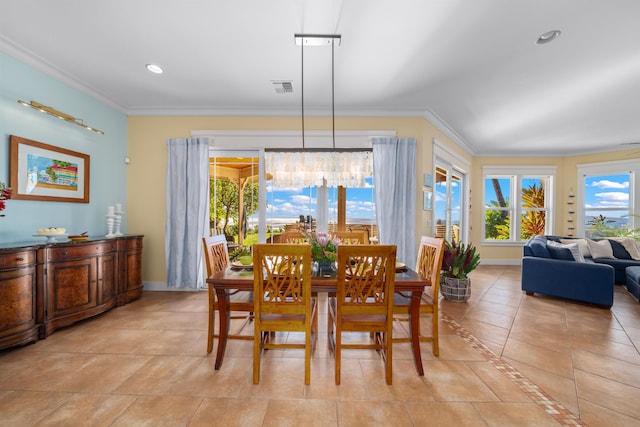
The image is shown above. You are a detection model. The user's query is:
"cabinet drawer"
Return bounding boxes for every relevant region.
[125,238,143,250]
[0,250,36,269]
[47,242,117,261]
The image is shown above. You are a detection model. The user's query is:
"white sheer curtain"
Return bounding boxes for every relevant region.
[372,138,417,265]
[165,137,210,289]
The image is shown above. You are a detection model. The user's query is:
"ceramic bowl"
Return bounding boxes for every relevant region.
[238,255,253,265]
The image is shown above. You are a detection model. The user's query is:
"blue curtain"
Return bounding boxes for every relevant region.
[165,137,209,289]
[372,138,417,265]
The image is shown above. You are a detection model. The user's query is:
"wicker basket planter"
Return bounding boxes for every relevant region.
[440,277,471,302]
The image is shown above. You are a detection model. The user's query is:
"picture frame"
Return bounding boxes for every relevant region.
[9,135,90,203]
[423,190,432,211]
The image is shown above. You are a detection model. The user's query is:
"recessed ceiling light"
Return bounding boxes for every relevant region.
[145,64,164,74]
[536,30,561,45]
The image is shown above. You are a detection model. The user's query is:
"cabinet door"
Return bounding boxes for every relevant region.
[46,257,97,320]
[0,260,39,349]
[98,252,117,305]
[120,236,143,304]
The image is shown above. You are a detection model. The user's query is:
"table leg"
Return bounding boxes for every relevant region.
[409,290,425,376]
[214,288,231,370]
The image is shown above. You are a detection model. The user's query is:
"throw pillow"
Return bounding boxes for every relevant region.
[587,239,614,259]
[529,239,551,258]
[610,237,640,260]
[560,238,591,258]
[547,241,585,262]
[605,239,631,259]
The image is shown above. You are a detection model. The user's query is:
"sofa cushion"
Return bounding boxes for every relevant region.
[560,238,591,258]
[587,239,614,259]
[548,241,585,262]
[529,238,551,258]
[610,237,640,260]
[605,239,632,259]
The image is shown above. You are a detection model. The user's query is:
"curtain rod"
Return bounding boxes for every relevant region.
[264,148,371,153]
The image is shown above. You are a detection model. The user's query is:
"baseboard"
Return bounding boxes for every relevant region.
[142,281,206,292]
[478,259,522,266]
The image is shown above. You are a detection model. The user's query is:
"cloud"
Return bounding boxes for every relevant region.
[591,180,629,189]
[588,191,630,208]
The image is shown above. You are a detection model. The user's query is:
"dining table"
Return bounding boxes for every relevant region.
[207,266,431,375]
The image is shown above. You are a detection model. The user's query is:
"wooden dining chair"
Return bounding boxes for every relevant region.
[252,243,317,384]
[203,235,254,354]
[278,230,309,244]
[328,244,397,385]
[392,236,445,356]
[331,230,367,244]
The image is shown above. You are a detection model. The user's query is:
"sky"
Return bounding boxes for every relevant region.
[258,177,376,227]
[434,179,461,225]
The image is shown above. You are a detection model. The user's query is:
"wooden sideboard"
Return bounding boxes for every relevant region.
[0,235,143,350]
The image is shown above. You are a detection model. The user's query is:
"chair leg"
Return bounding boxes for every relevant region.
[207,291,215,353]
[432,313,439,357]
[385,332,392,385]
[305,327,311,385]
[253,327,261,384]
[335,326,341,385]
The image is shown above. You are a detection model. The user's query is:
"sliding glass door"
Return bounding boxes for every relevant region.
[434,161,465,244]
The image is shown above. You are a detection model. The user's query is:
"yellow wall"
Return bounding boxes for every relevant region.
[128,114,639,283]
[471,149,639,263]
[128,115,464,284]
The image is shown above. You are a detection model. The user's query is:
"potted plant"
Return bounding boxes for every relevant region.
[308,232,340,276]
[440,240,480,302]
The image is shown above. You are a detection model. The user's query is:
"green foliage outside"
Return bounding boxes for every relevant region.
[209,179,259,240]
[585,214,640,240]
[485,179,545,239]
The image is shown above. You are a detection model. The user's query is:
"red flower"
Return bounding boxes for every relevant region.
[0,182,11,217]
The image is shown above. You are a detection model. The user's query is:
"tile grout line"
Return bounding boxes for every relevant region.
[440,313,587,427]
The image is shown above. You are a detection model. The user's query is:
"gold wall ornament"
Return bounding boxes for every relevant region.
[18,100,104,135]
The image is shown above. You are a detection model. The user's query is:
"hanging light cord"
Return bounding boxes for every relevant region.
[301,40,305,150]
[332,39,336,150]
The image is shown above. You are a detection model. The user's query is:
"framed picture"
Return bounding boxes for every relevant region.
[424,173,433,187]
[423,190,432,210]
[9,135,90,203]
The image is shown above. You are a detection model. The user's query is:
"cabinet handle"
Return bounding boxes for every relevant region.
[15,257,24,261]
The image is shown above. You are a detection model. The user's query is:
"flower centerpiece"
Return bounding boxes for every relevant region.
[0,182,11,218]
[440,240,480,302]
[308,232,340,276]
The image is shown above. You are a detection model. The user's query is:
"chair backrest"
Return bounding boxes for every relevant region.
[415,236,445,289]
[279,231,309,244]
[252,244,312,316]
[202,235,230,277]
[348,225,370,243]
[332,230,367,244]
[335,244,397,316]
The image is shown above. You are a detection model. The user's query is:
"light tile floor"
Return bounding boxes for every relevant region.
[1,265,639,426]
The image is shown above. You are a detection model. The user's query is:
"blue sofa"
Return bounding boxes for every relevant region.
[521,235,615,307]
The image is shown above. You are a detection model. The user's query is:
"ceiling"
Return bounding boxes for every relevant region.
[2,0,640,157]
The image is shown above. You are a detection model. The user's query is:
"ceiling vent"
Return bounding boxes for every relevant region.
[272,80,293,94]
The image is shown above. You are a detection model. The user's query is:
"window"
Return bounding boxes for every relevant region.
[482,166,555,242]
[578,159,639,238]
[266,177,376,234]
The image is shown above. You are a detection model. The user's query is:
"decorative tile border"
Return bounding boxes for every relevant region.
[440,313,587,426]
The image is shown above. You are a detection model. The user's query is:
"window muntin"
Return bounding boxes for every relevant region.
[482,168,554,242]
